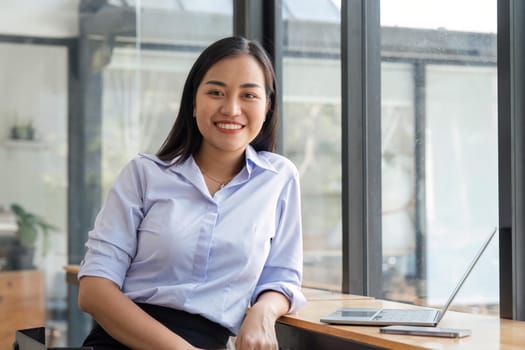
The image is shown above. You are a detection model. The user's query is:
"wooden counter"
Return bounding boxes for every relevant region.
[66,265,525,348]
[277,298,525,349]
[0,270,45,350]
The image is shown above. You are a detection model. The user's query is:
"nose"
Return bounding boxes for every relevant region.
[220,96,241,117]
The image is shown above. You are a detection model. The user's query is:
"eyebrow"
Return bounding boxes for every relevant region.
[204,80,263,89]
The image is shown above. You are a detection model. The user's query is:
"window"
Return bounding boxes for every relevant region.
[281,0,342,290]
[380,0,498,314]
[0,4,73,347]
[99,1,233,195]
[1,1,233,346]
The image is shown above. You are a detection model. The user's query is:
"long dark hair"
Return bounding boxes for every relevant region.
[156,36,278,162]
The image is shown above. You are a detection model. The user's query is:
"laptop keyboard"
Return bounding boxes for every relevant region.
[373,310,437,322]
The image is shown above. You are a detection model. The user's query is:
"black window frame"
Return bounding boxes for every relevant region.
[233,0,525,319]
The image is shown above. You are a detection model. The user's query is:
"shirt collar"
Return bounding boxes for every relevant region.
[138,153,178,167]
[244,145,277,174]
[139,145,278,180]
[138,153,199,181]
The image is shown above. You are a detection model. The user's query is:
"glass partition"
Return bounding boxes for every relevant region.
[380,0,499,314]
[282,0,342,290]
[0,1,232,346]
[100,2,233,196]
[0,40,69,348]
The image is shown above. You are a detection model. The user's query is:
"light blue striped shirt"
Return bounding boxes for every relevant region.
[78,145,306,334]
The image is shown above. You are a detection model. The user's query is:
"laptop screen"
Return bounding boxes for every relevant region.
[434,227,497,324]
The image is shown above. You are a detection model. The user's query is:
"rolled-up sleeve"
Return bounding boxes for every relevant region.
[251,170,307,313]
[78,159,144,288]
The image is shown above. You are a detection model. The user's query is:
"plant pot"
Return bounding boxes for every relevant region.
[7,244,35,270]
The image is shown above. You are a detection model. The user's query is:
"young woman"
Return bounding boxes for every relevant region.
[77,36,306,350]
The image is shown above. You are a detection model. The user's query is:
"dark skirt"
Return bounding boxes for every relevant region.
[82,303,231,350]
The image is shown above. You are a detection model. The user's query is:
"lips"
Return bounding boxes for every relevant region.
[215,122,243,130]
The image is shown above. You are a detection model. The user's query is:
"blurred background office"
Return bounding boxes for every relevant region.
[1,0,517,347]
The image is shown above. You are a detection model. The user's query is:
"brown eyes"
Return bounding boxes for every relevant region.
[205,90,260,100]
[207,90,223,96]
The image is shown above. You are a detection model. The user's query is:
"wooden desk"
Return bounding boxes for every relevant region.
[276,298,525,349]
[64,264,80,285]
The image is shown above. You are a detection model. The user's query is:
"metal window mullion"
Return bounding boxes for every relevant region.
[233,0,263,40]
[414,61,427,297]
[67,34,103,345]
[262,0,284,153]
[498,0,525,321]
[341,0,382,297]
[233,0,283,152]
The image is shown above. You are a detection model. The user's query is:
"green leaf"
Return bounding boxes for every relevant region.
[9,203,58,255]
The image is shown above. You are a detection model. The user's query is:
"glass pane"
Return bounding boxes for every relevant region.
[0,42,68,347]
[101,2,233,195]
[282,0,342,290]
[0,1,233,347]
[380,0,498,314]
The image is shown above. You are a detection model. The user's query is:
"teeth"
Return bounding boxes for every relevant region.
[216,123,242,130]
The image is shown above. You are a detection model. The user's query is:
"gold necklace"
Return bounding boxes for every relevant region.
[203,172,230,190]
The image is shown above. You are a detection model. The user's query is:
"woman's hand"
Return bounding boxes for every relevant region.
[235,306,278,350]
[235,291,290,350]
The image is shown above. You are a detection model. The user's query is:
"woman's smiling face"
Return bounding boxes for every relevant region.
[193,54,269,158]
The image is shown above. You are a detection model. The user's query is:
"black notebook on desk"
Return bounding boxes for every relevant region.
[320,227,497,326]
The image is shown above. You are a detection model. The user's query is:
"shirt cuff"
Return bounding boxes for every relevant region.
[252,282,307,314]
[77,251,128,289]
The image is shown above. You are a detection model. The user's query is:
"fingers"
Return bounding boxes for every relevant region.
[234,335,278,350]
[235,341,279,350]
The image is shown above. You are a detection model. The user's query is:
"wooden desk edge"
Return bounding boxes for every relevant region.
[276,300,525,350]
[64,264,80,285]
[64,264,80,273]
[277,315,427,350]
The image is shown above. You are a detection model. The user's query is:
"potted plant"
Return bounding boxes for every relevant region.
[9,203,58,269]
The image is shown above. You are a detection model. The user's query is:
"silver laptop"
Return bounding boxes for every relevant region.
[320,227,497,326]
